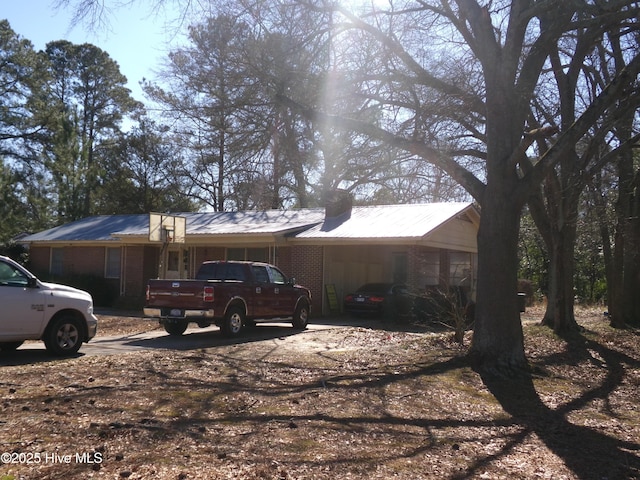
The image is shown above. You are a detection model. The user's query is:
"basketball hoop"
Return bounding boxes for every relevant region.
[162,226,174,244]
[149,213,186,244]
[149,213,187,279]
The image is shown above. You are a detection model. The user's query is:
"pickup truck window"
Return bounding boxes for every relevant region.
[269,267,287,285]
[252,266,270,283]
[0,261,29,287]
[196,263,248,282]
[226,264,247,281]
[196,263,218,280]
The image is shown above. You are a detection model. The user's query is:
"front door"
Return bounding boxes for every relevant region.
[165,248,188,279]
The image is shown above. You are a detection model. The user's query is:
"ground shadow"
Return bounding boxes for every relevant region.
[0,348,84,366]
[476,332,640,480]
[120,314,441,352]
[122,323,306,350]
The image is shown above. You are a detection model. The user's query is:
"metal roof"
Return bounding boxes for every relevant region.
[20,203,476,243]
[21,209,326,243]
[294,202,476,240]
[172,209,325,236]
[21,215,148,242]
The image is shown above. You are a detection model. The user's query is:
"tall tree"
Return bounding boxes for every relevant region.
[279,0,640,374]
[0,20,46,151]
[97,116,198,213]
[40,40,140,221]
[525,6,640,335]
[144,15,261,211]
[0,21,54,238]
[601,19,640,328]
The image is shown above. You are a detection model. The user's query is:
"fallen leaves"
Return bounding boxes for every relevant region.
[0,309,639,479]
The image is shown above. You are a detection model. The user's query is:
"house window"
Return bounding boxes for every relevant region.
[51,248,64,276]
[227,247,268,262]
[247,248,268,262]
[105,247,121,278]
[449,252,472,288]
[227,248,245,261]
[167,251,180,271]
[421,252,440,287]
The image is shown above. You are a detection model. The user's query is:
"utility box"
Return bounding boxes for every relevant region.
[517,292,527,313]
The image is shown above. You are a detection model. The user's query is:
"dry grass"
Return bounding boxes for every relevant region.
[1,307,639,479]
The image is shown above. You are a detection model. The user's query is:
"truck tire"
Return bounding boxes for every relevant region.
[44,314,83,356]
[292,301,309,330]
[222,307,244,337]
[164,320,188,336]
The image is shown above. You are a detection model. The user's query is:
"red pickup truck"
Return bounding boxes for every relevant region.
[143,261,311,337]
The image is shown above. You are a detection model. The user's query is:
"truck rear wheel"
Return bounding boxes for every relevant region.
[222,307,244,337]
[164,320,188,336]
[292,301,309,330]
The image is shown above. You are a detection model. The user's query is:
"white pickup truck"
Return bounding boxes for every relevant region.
[0,255,98,356]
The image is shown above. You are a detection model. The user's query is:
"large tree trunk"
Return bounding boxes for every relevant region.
[470,190,527,375]
[540,223,580,335]
[526,151,583,336]
[621,206,640,326]
[608,116,638,328]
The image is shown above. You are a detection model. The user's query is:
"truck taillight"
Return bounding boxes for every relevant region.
[203,286,214,302]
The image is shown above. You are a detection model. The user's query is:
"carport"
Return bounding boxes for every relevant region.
[289,202,480,315]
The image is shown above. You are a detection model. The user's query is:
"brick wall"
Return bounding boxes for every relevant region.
[123,246,145,297]
[290,245,324,316]
[275,246,292,277]
[28,246,50,277]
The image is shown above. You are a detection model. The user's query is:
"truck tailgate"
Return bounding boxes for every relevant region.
[147,280,208,309]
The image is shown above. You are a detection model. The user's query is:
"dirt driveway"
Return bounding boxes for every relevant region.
[2,312,406,363]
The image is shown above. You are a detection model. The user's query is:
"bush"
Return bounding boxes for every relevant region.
[414,286,474,343]
[0,243,28,265]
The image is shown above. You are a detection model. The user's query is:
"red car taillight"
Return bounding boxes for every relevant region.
[203,286,214,302]
[345,294,353,302]
[369,296,384,303]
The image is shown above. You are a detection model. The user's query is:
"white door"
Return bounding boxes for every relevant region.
[0,262,45,339]
[165,248,189,279]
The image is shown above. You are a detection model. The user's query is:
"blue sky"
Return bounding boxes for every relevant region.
[2,1,180,101]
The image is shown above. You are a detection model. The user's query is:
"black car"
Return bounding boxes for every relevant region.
[344,283,413,318]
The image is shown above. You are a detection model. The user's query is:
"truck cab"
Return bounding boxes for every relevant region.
[0,255,98,355]
[144,261,311,337]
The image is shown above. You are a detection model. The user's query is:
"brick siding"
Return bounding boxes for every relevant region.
[290,245,324,315]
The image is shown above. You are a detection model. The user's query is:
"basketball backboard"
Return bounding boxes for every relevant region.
[149,213,186,244]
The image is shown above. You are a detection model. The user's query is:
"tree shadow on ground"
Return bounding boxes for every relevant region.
[475,330,640,480]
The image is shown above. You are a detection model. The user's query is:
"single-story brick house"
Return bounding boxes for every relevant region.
[20,200,479,315]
